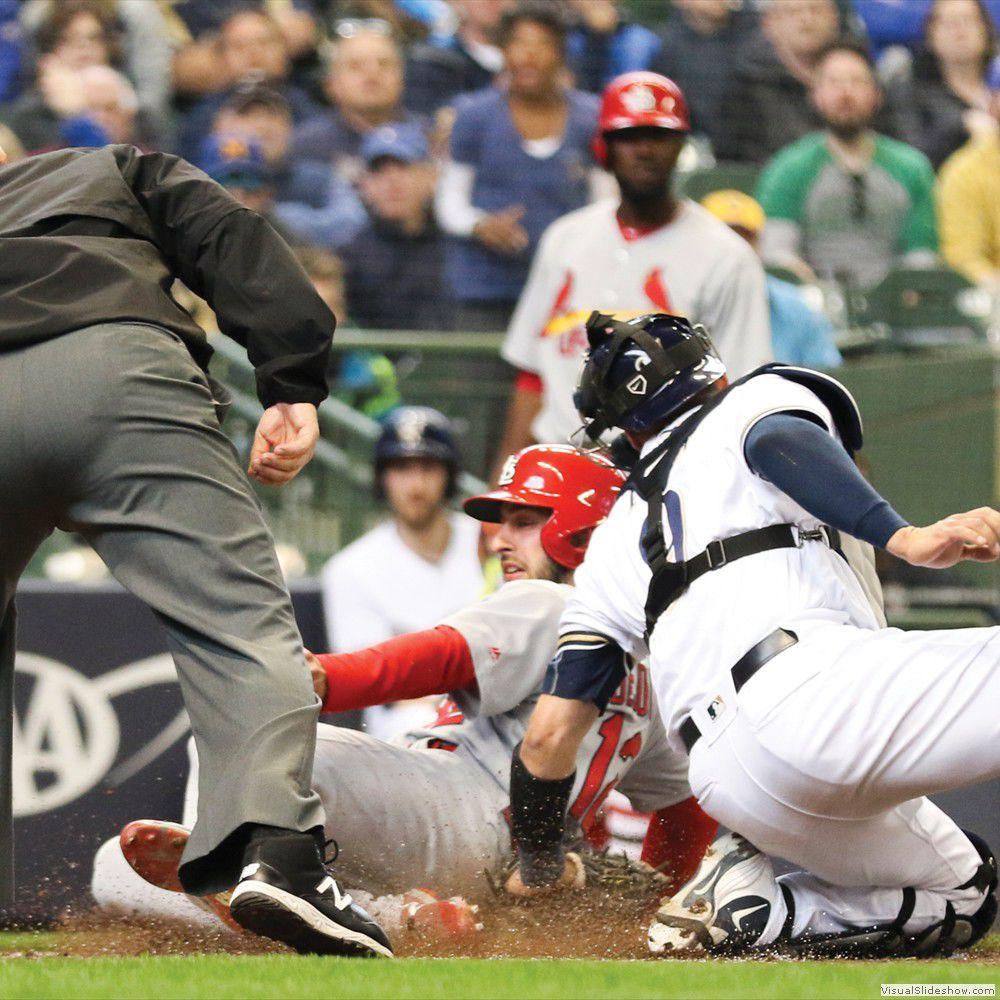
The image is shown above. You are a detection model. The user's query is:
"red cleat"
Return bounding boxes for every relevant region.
[401,888,482,938]
[119,819,242,933]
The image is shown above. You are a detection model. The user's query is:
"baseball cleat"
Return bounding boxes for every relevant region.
[119,819,242,932]
[229,831,394,958]
[647,833,776,956]
[402,888,483,938]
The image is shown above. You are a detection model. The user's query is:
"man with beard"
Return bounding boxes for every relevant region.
[104,446,715,942]
[495,71,771,469]
[320,407,484,739]
[757,40,938,290]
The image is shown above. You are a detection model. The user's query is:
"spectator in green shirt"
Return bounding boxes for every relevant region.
[756,40,938,290]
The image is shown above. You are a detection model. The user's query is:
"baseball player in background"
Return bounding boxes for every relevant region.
[506,311,998,959]
[494,71,772,474]
[321,407,484,740]
[108,446,717,933]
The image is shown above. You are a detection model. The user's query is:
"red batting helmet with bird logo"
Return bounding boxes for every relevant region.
[593,71,691,168]
[463,445,626,570]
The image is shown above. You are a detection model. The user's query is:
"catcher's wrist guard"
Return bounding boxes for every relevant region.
[509,744,575,886]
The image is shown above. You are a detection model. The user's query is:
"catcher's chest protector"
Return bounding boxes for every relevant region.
[632,364,886,636]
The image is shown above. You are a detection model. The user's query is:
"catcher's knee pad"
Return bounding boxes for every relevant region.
[905,830,997,958]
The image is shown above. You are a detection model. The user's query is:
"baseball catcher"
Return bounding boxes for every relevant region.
[506,311,998,958]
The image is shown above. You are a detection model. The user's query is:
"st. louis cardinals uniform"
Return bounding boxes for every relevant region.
[92,578,692,915]
[321,513,484,740]
[558,372,999,944]
[310,578,689,896]
[502,199,773,444]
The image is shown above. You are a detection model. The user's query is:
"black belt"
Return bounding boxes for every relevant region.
[679,628,799,754]
[644,524,842,640]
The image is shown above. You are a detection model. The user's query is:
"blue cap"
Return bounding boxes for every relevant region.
[987,55,1000,92]
[199,135,271,188]
[360,123,429,167]
[373,405,459,499]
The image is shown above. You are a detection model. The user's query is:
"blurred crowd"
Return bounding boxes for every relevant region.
[1,0,999,379]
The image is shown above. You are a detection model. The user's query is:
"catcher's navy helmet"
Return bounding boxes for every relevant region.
[573,311,725,441]
[374,406,460,498]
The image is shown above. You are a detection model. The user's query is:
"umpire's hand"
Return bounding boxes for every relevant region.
[248,402,319,486]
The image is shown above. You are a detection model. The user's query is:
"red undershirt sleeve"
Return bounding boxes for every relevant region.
[515,369,543,394]
[317,625,477,714]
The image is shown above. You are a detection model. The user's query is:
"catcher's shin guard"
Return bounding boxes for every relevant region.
[904,831,997,958]
[774,830,998,959]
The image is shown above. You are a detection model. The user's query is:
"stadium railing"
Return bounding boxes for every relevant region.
[23,329,998,599]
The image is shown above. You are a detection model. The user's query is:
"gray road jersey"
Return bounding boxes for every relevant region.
[404,579,690,832]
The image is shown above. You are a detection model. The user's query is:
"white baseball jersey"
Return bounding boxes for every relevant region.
[321,513,484,652]
[502,198,773,443]
[406,579,691,828]
[561,373,882,752]
[553,371,1000,952]
[321,513,485,740]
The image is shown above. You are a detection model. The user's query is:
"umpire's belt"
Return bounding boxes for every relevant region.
[679,628,798,754]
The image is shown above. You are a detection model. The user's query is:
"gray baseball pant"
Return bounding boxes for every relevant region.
[0,322,325,904]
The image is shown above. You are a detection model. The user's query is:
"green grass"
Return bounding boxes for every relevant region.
[0,935,997,1000]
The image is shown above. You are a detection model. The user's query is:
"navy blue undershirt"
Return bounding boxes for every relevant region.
[743,412,908,549]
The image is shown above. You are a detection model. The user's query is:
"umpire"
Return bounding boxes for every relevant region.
[0,144,392,957]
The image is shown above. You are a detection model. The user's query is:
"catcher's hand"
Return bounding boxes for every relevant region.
[504,851,585,898]
[887,507,1000,568]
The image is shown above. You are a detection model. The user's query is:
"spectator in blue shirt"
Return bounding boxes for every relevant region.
[853,0,1000,57]
[342,123,451,331]
[0,0,23,104]
[435,2,605,332]
[176,7,322,162]
[565,0,661,93]
[405,0,509,117]
[208,84,367,252]
[292,20,423,186]
[702,189,842,369]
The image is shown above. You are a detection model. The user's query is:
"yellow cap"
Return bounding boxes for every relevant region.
[700,189,766,234]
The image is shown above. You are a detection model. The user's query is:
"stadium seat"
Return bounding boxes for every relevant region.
[680,162,760,202]
[845,266,991,345]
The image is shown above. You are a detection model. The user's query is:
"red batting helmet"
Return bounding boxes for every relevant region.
[463,445,626,570]
[593,71,691,168]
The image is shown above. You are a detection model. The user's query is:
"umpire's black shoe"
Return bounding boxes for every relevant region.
[229,829,393,958]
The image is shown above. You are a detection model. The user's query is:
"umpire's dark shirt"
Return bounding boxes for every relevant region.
[0,145,334,407]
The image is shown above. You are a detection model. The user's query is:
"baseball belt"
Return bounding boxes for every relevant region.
[679,627,799,754]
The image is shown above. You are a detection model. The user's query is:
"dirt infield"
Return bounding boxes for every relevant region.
[0,882,659,961]
[4,892,998,964]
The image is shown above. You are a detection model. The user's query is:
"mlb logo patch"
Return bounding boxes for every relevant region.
[707,696,725,721]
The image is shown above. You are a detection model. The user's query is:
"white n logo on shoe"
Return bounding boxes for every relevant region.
[316,876,353,910]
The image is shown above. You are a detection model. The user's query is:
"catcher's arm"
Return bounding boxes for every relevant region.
[506,632,630,896]
[505,695,596,897]
[308,625,476,713]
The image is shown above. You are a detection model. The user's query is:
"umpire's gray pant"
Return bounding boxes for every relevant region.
[0,322,325,904]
